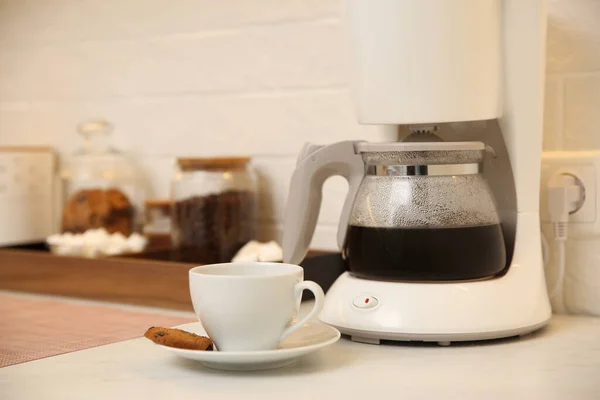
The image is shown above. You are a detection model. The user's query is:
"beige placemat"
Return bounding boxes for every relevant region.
[1,293,196,367]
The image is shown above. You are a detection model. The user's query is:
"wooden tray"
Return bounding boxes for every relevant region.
[0,245,345,311]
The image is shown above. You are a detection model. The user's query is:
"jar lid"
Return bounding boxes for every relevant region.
[176,157,251,171]
[144,198,172,208]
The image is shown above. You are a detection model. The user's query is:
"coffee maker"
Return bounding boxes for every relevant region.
[282,0,552,345]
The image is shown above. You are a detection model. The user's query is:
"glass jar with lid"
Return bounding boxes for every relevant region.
[60,120,140,235]
[171,157,257,264]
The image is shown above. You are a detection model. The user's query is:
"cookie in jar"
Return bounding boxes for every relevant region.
[62,188,134,235]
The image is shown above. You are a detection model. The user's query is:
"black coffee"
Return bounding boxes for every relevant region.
[344,224,506,281]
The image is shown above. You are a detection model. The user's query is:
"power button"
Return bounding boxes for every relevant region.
[352,295,379,310]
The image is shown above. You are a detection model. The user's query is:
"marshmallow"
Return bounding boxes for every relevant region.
[46,234,63,246]
[231,240,283,263]
[232,241,261,262]
[127,233,148,253]
[103,241,131,256]
[111,232,128,244]
[47,229,148,258]
[258,241,283,262]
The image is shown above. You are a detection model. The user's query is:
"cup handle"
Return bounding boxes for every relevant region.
[279,280,325,343]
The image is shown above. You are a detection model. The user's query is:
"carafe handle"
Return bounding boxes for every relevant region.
[283,141,365,264]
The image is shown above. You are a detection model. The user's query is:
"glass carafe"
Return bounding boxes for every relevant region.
[344,142,506,281]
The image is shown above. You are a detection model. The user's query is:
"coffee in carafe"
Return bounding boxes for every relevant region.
[345,224,506,281]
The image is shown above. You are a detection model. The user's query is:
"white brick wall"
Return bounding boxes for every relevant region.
[0,0,598,250]
[544,0,600,151]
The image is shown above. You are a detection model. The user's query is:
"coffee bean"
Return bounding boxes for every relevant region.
[172,190,256,264]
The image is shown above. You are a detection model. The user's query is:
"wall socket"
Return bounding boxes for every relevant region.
[541,151,600,236]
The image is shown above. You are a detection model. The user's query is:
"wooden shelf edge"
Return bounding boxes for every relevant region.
[0,249,196,311]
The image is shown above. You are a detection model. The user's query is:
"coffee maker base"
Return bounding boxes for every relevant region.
[341,321,548,346]
[319,269,551,346]
[319,213,552,345]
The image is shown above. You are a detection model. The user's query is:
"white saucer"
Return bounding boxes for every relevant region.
[156,321,341,371]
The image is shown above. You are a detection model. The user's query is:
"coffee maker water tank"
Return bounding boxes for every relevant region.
[347,0,500,124]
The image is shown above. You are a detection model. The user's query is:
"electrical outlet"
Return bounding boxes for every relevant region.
[541,151,600,236]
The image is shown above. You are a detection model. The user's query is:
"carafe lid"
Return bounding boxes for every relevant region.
[357,141,485,165]
[356,141,484,153]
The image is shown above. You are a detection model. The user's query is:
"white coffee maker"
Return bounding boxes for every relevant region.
[283,0,552,345]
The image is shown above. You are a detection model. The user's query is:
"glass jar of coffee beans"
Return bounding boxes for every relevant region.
[171,157,257,264]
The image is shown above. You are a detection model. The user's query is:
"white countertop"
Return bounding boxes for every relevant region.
[2,303,600,400]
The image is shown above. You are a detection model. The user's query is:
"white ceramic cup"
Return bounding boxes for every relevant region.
[189,262,325,352]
